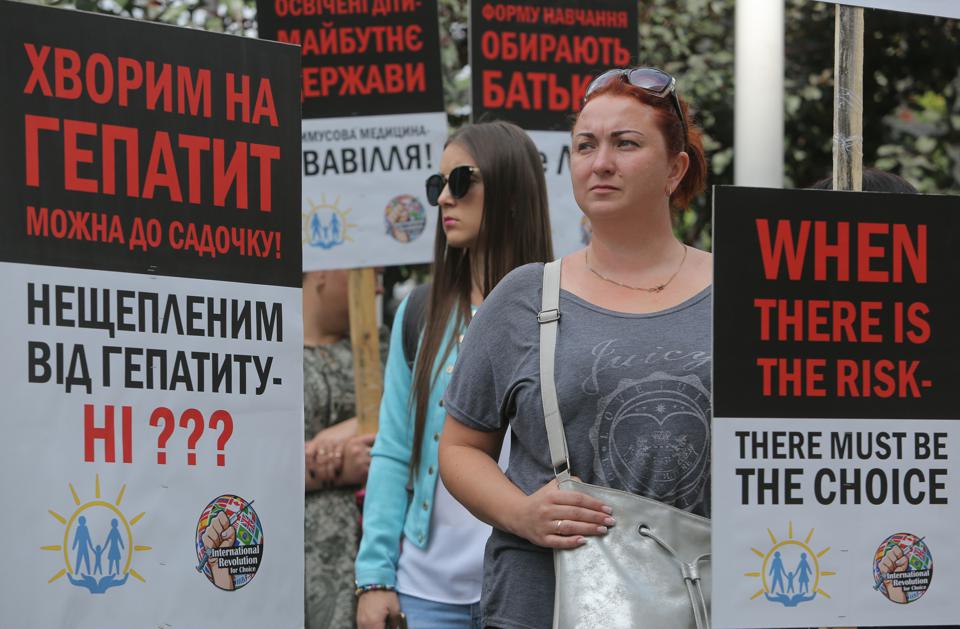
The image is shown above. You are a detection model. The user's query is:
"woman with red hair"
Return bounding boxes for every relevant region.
[439,68,712,628]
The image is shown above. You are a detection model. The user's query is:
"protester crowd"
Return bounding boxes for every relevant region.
[295,65,705,629]
[299,66,941,629]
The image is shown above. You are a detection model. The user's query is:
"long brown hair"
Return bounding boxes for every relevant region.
[409,121,553,477]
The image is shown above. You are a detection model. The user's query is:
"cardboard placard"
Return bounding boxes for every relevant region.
[257,0,446,270]
[711,186,959,628]
[0,2,304,626]
[470,0,638,257]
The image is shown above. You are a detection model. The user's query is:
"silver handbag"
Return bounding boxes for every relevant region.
[538,260,711,629]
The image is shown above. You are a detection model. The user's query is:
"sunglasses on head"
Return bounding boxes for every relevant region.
[425,165,479,206]
[584,67,687,137]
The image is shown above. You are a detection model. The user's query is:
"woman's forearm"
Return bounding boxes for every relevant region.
[441,416,613,550]
[355,451,409,585]
[438,422,527,536]
[439,443,525,533]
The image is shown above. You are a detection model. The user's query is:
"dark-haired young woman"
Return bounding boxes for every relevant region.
[355,121,554,629]
[439,69,712,628]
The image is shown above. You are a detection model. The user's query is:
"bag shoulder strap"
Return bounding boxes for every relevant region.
[538,260,571,481]
[402,283,431,370]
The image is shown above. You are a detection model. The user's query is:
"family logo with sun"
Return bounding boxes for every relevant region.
[744,521,835,608]
[302,194,357,250]
[42,475,150,595]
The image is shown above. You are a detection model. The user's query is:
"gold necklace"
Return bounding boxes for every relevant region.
[585,242,688,293]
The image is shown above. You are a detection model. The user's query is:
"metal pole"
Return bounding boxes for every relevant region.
[734,0,785,187]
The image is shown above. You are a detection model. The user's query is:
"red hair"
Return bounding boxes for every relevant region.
[577,78,707,210]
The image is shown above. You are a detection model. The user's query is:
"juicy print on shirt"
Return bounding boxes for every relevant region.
[583,341,712,512]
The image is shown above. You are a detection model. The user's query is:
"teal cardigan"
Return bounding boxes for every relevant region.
[355,295,462,588]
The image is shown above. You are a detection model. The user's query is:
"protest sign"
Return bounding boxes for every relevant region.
[817,1,960,20]
[258,0,446,270]
[712,186,959,628]
[0,2,304,626]
[470,0,637,256]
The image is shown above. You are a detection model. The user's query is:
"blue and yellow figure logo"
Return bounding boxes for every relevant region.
[42,474,151,594]
[745,521,835,608]
[303,194,357,250]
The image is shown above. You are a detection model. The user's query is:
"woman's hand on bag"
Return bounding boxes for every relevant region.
[357,589,400,629]
[512,478,615,549]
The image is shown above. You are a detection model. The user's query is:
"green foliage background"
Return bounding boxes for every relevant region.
[31,0,960,250]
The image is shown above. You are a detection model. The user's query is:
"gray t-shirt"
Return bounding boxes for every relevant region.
[445,262,712,629]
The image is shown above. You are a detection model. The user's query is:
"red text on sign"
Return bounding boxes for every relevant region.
[756,358,931,398]
[84,404,133,463]
[25,115,280,211]
[23,44,279,127]
[482,70,591,112]
[755,219,927,283]
[150,407,235,466]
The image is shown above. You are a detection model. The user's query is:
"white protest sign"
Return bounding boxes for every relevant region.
[713,418,959,628]
[299,113,447,270]
[528,130,589,257]
[2,267,304,627]
[0,3,305,626]
[257,0,447,271]
[712,186,960,628]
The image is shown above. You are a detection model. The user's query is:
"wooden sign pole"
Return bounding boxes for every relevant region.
[348,268,383,435]
[832,4,865,193]
[824,8,863,629]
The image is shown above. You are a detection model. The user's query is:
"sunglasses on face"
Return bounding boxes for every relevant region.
[425,165,479,206]
[584,67,687,138]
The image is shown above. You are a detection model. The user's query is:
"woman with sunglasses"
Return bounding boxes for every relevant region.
[438,68,710,628]
[355,121,553,629]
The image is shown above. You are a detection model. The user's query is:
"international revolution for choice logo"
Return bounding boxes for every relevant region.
[873,532,933,604]
[43,474,151,594]
[195,494,263,591]
[383,194,427,243]
[744,521,836,608]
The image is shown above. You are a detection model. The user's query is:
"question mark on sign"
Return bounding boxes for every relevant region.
[149,407,175,465]
[179,409,205,466]
[209,410,234,467]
